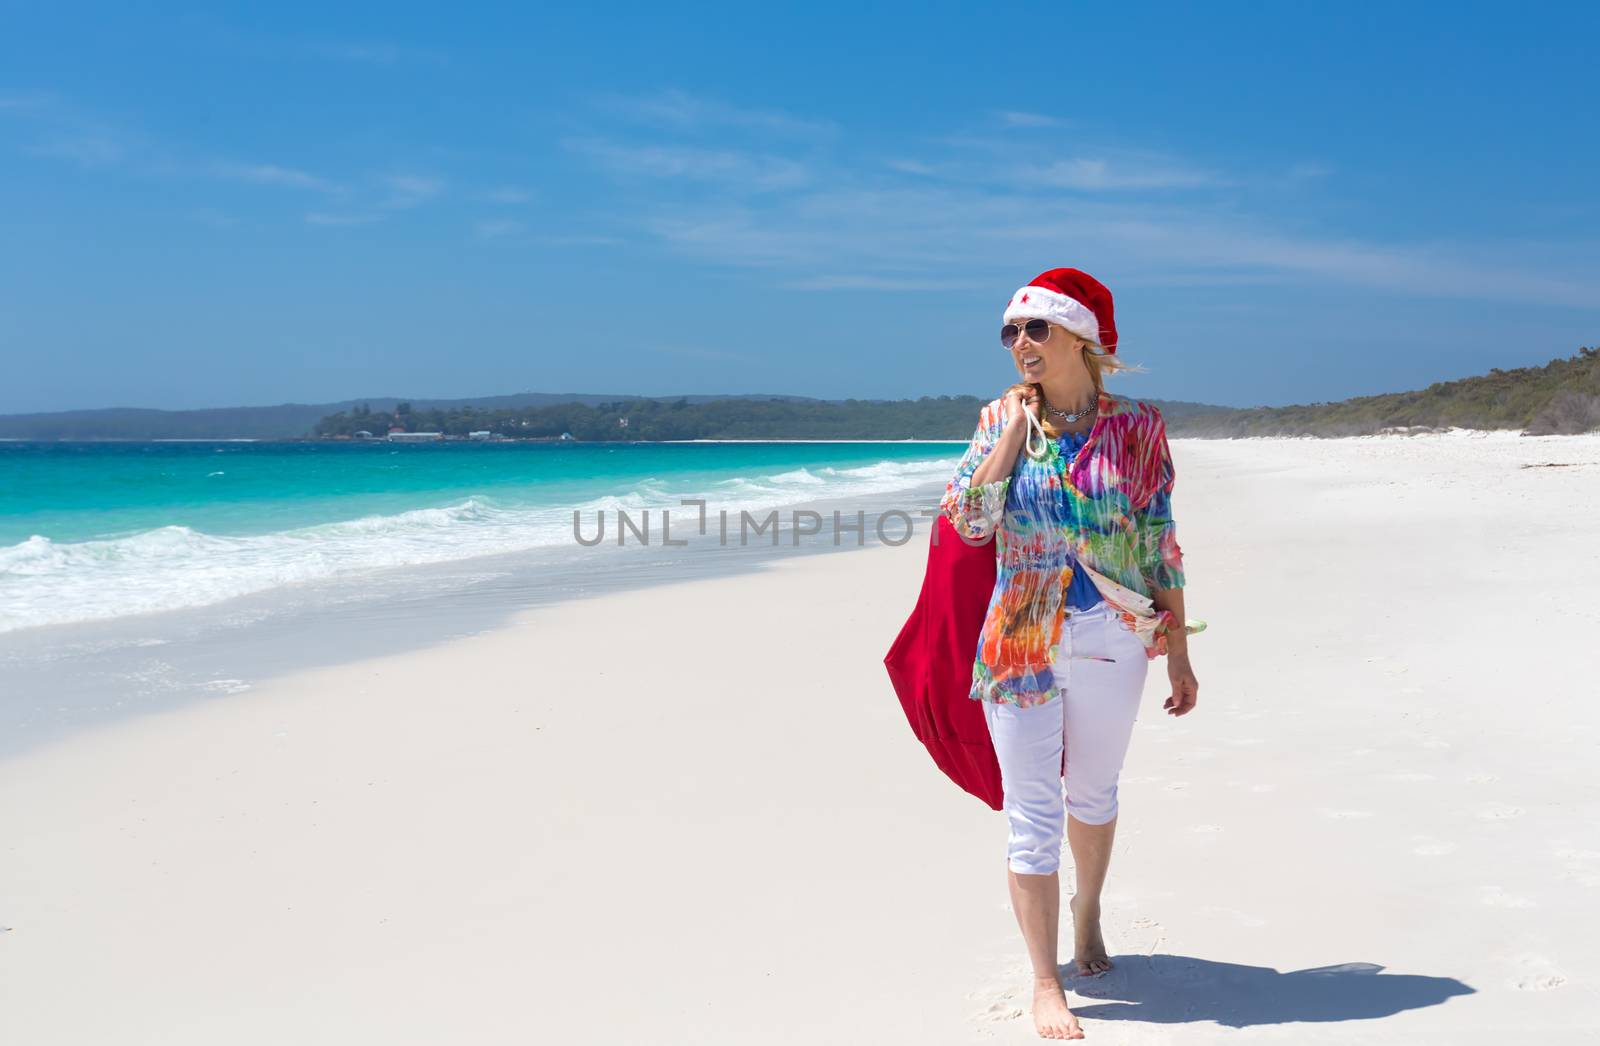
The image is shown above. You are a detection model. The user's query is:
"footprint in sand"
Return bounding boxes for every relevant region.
[1480,885,1535,908]
[977,1000,1025,1022]
[1517,973,1567,991]
[1511,954,1567,991]
[1552,846,1600,887]
[1412,838,1458,856]
[1478,803,1525,821]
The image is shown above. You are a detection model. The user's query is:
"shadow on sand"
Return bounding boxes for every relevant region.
[1064,954,1473,1028]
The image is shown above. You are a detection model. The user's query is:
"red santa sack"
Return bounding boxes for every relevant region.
[883,513,1003,811]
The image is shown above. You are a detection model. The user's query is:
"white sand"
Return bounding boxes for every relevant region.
[3,431,1598,1044]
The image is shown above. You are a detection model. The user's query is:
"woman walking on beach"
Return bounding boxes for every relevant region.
[940,268,1199,1040]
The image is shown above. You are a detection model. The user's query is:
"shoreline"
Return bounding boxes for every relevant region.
[7,426,1599,759]
[0,481,952,762]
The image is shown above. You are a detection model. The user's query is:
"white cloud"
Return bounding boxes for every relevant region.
[883,158,942,177]
[780,274,991,291]
[997,111,1068,128]
[297,38,448,66]
[555,94,1594,308]
[587,87,838,140]
[214,162,333,191]
[380,174,443,209]
[305,211,382,227]
[533,233,623,247]
[1027,156,1223,191]
[917,134,1227,191]
[197,19,449,67]
[474,219,524,240]
[187,207,239,230]
[0,90,54,112]
[563,137,810,191]
[614,180,1599,308]
[5,92,346,202]
[1287,161,1333,180]
[481,186,534,204]
[25,133,124,167]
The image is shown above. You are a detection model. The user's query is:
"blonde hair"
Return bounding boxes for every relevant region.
[1006,331,1148,439]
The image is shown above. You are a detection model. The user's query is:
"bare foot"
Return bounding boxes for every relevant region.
[1069,894,1113,976]
[1031,976,1085,1040]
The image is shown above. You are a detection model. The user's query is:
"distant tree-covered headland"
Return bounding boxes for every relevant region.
[312,346,1600,441]
[2,346,1594,441]
[316,396,995,441]
[1171,344,1600,438]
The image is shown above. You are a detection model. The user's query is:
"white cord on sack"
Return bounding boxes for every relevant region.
[1021,396,1051,461]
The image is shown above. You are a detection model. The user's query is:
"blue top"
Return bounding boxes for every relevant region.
[1057,426,1104,611]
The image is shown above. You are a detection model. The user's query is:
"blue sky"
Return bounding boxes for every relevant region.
[2,2,1597,414]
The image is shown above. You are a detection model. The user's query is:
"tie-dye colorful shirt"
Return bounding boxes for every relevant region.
[939,389,1187,708]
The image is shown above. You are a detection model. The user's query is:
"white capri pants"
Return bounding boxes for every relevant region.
[981,600,1151,876]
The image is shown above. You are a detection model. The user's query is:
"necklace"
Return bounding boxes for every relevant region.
[1044,396,1098,424]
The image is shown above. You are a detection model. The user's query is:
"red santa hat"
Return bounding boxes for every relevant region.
[1002,268,1118,355]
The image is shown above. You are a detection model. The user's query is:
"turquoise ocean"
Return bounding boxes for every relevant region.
[0,439,961,636]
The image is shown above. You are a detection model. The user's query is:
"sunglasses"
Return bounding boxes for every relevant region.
[1000,318,1053,350]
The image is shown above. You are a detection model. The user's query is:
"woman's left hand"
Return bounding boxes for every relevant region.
[1163,653,1198,717]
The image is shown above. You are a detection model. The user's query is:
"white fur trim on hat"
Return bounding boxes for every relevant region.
[1003,286,1100,345]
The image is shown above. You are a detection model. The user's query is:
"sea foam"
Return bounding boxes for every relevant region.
[0,457,955,633]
